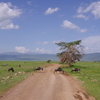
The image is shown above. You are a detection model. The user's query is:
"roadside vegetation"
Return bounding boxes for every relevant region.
[0,61,52,95]
[0,61,100,100]
[62,61,100,100]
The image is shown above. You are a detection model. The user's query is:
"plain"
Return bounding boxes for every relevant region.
[62,61,100,100]
[0,61,100,100]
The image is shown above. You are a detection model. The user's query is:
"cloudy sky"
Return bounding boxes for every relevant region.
[0,0,100,54]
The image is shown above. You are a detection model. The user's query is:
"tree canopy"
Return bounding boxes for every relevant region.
[55,40,83,67]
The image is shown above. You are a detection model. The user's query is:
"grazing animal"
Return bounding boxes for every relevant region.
[8,68,14,72]
[18,64,21,67]
[70,68,80,72]
[54,67,64,73]
[35,67,43,71]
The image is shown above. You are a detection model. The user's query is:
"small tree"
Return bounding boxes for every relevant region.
[47,60,51,63]
[55,40,83,67]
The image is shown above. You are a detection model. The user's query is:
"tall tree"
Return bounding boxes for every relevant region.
[55,40,83,67]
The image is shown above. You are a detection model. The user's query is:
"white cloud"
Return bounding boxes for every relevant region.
[1,23,19,29]
[44,7,59,15]
[77,1,100,19]
[74,14,89,20]
[82,36,100,53]
[15,46,53,54]
[37,41,49,45]
[35,48,52,54]
[37,40,63,45]
[0,2,22,29]
[27,1,32,5]
[53,40,60,44]
[15,46,32,53]
[77,6,83,13]
[61,20,87,33]
[80,29,88,33]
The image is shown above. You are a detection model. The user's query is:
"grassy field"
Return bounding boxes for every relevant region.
[62,61,100,100]
[0,61,100,100]
[0,61,52,95]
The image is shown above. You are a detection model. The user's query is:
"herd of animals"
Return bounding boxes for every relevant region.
[35,67,80,73]
[8,65,80,73]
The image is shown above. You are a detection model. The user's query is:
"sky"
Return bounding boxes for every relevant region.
[0,0,100,54]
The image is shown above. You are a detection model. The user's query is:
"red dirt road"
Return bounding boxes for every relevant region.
[0,64,95,100]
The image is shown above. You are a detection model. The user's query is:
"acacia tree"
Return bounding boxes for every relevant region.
[55,40,84,67]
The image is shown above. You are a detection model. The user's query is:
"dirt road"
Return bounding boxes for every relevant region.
[0,64,95,100]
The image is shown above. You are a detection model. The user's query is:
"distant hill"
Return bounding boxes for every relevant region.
[0,52,100,61]
[0,52,59,61]
[81,53,100,61]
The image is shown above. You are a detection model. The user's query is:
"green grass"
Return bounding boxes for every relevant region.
[1,61,100,100]
[0,61,52,95]
[62,61,100,100]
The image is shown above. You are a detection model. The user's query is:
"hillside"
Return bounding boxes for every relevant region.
[81,53,100,61]
[0,53,59,61]
[0,52,100,61]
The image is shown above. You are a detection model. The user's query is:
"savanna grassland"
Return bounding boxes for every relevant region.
[62,61,100,100]
[0,61,52,95]
[0,61,100,100]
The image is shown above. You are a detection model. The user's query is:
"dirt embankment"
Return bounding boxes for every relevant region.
[0,64,95,100]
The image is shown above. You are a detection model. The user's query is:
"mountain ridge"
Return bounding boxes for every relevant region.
[0,52,59,61]
[0,52,100,61]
